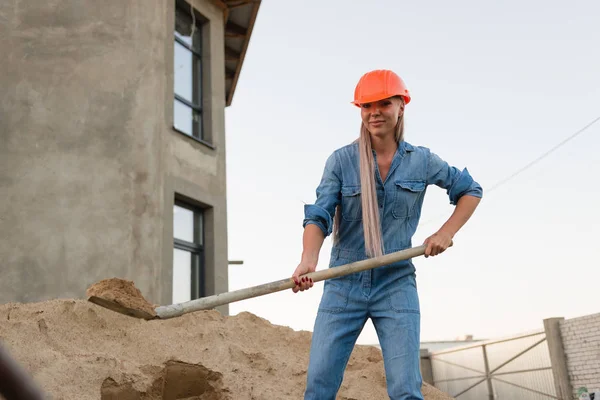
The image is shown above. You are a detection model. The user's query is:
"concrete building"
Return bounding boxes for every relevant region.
[0,0,261,316]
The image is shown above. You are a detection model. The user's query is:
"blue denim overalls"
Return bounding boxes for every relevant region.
[302,140,483,399]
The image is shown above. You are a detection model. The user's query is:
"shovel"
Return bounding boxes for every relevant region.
[88,243,450,320]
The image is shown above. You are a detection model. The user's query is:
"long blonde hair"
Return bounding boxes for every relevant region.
[332,103,405,258]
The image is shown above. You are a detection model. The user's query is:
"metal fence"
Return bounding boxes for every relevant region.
[428,330,557,399]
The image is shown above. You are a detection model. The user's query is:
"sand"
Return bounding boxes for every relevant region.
[86,278,157,319]
[0,284,454,400]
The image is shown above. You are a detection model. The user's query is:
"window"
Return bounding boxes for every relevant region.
[173,1,205,141]
[173,201,204,303]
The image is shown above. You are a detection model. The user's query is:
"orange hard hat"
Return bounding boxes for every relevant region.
[352,69,411,107]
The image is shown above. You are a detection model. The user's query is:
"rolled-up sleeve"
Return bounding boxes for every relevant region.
[427,151,483,205]
[302,152,342,236]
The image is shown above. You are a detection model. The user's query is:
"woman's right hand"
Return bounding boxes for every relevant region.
[292,225,325,293]
[292,259,316,293]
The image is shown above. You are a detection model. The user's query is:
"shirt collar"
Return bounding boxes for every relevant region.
[401,140,415,153]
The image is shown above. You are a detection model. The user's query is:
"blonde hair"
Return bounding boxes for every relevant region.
[333,101,405,258]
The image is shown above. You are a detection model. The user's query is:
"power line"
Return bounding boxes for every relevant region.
[420,114,600,227]
[486,115,600,192]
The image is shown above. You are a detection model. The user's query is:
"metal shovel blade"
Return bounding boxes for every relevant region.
[87,295,157,320]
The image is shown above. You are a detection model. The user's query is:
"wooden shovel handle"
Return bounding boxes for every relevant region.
[155,242,451,319]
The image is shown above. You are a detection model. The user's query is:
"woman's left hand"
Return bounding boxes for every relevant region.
[423,230,453,258]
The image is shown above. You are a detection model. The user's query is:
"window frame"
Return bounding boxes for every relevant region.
[173,1,213,148]
[173,199,206,300]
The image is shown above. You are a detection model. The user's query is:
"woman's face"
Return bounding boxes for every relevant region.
[360,96,404,138]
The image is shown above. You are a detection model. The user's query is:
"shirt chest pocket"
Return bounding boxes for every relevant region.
[392,180,426,219]
[341,185,362,221]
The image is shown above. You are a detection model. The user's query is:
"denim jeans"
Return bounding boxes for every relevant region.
[304,266,423,400]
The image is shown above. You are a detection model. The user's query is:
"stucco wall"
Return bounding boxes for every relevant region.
[0,0,229,313]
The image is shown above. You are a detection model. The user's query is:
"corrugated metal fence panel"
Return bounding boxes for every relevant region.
[493,369,557,399]
[435,378,489,400]
[431,345,486,380]
[486,332,549,372]
[493,378,557,400]
[486,332,557,399]
[429,330,557,399]
[431,345,487,400]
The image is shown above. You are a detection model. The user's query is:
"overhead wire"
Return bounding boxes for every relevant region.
[419,114,600,227]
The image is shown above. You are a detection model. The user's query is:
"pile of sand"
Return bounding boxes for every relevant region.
[0,279,453,400]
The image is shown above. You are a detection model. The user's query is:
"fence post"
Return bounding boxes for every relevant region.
[544,317,573,400]
[420,349,434,385]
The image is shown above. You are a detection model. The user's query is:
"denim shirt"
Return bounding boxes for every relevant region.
[303,140,483,275]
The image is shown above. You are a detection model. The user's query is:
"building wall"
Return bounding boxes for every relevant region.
[560,313,600,398]
[0,0,229,314]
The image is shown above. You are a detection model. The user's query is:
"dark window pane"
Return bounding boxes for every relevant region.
[174,205,194,242]
[172,248,191,303]
[175,6,201,52]
[174,100,202,139]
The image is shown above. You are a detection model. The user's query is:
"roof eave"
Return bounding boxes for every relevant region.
[223,0,261,107]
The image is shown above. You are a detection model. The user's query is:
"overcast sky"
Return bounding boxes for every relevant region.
[223,0,600,345]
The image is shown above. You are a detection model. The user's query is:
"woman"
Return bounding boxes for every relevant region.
[292,70,482,400]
